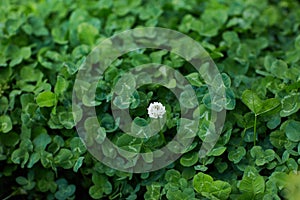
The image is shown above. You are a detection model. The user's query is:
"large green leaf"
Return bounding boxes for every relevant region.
[257,98,280,115]
[241,90,263,114]
[242,90,280,115]
[238,167,265,199]
[193,172,231,200]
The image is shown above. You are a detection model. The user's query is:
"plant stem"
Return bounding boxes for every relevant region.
[254,114,257,146]
[158,118,166,144]
[2,188,26,200]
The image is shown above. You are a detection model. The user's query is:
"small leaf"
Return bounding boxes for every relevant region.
[54,148,73,164]
[280,93,300,117]
[70,137,86,155]
[73,157,84,173]
[180,152,198,167]
[33,133,51,151]
[90,173,112,198]
[144,182,161,200]
[270,60,288,79]
[285,120,300,142]
[55,180,76,200]
[228,146,246,164]
[89,185,104,199]
[54,76,69,96]
[0,115,12,133]
[77,22,99,45]
[16,176,28,185]
[11,148,29,167]
[165,169,181,183]
[207,146,227,156]
[27,152,40,168]
[179,87,198,109]
[36,91,57,107]
[270,130,287,149]
[185,73,203,87]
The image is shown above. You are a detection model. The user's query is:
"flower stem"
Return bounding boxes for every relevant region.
[158,118,166,144]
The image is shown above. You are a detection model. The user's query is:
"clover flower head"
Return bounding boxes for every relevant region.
[147,102,166,119]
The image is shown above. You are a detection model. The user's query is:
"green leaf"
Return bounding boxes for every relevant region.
[58,111,75,129]
[36,91,57,107]
[241,90,263,114]
[89,185,104,199]
[40,151,53,168]
[33,133,51,151]
[0,115,12,133]
[0,97,8,114]
[270,130,287,149]
[55,179,76,200]
[285,120,300,142]
[54,76,69,96]
[250,146,275,166]
[166,188,196,200]
[257,98,280,115]
[27,16,49,36]
[270,60,288,79]
[165,169,181,183]
[89,173,112,199]
[280,93,300,117]
[51,23,68,44]
[228,146,246,164]
[193,172,231,200]
[27,152,40,168]
[144,182,161,200]
[239,169,265,198]
[20,47,31,59]
[225,88,236,110]
[77,22,99,45]
[207,146,227,157]
[131,117,154,138]
[84,117,107,145]
[185,73,203,87]
[16,176,28,185]
[0,67,12,84]
[17,65,44,91]
[180,152,198,167]
[0,131,19,146]
[73,157,84,173]
[196,7,228,37]
[11,148,29,168]
[180,88,198,109]
[222,31,240,46]
[113,0,141,16]
[70,137,86,155]
[54,148,73,165]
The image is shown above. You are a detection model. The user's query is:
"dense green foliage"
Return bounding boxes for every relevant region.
[1,0,300,199]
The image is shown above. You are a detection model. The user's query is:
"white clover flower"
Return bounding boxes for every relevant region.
[147,102,166,119]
